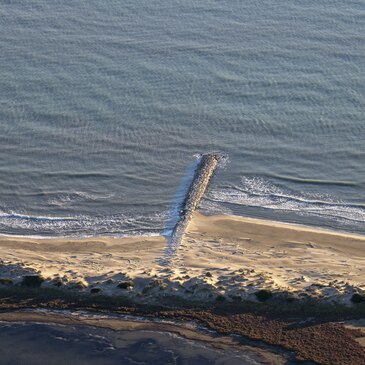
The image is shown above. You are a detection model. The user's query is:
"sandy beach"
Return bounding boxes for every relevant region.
[1,212,365,304]
[1,212,365,364]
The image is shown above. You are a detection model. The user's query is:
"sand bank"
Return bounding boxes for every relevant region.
[1,213,365,304]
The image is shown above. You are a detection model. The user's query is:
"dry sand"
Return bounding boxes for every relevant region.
[177,213,365,303]
[1,212,365,304]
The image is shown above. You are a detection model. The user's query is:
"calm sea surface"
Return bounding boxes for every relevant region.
[1,1,364,236]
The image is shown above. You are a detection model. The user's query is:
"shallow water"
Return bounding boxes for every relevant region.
[0,1,364,236]
[0,321,264,365]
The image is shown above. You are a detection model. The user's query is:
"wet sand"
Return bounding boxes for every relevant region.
[0,310,284,365]
[0,305,364,365]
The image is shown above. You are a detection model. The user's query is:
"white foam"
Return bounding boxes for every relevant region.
[207,176,365,226]
[0,209,167,238]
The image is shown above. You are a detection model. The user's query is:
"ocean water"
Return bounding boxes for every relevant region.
[0,0,364,236]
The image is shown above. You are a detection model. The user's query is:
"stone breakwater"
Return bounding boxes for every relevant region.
[171,153,220,245]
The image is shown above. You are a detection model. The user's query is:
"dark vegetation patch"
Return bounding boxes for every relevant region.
[20,275,44,288]
[255,289,273,302]
[351,293,365,303]
[285,296,296,303]
[51,278,63,287]
[117,281,133,289]
[215,295,226,303]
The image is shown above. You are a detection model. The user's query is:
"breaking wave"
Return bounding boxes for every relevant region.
[0,209,166,237]
[205,176,365,229]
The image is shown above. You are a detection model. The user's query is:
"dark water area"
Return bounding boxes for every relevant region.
[0,322,263,365]
[0,1,364,236]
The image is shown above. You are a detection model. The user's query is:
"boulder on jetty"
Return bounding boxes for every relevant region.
[171,153,220,244]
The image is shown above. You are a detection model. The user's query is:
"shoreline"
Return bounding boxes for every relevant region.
[215,213,365,239]
[0,231,161,240]
[1,209,365,364]
[1,212,365,305]
[1,212,364,240]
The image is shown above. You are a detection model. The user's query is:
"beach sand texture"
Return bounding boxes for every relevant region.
[1,212,364,304]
